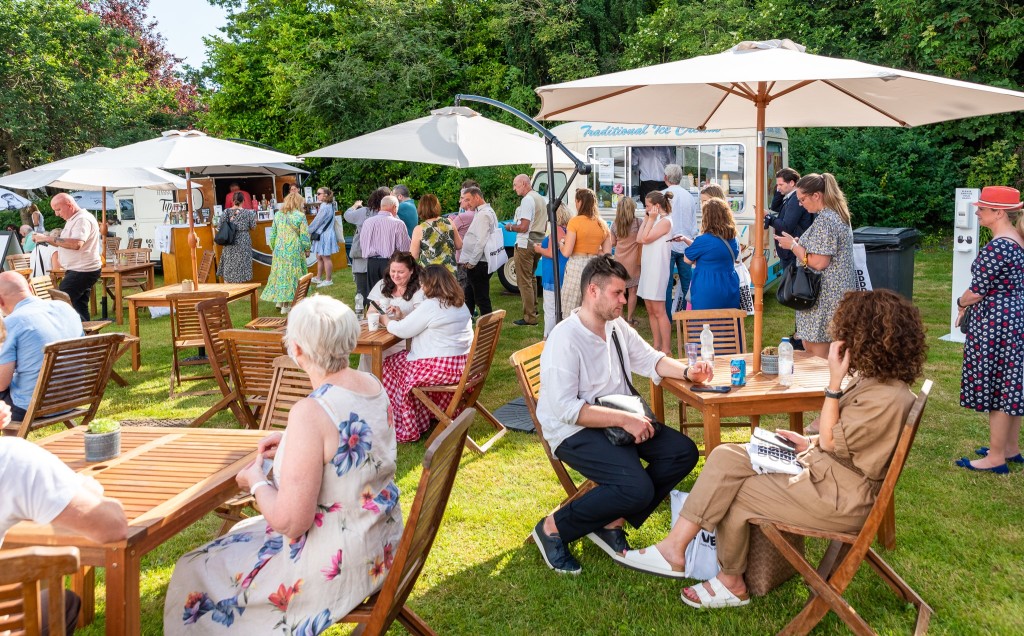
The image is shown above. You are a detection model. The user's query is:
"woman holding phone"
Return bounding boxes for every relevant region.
[637,190,674,355]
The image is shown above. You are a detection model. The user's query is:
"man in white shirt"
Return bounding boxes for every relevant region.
[0,404,128,634]
[633,146,673,201]
[32,193,102,322]
[505,174,548,326]
[663,164,700,311]
[457,187,498,317]
[532,256,713,574]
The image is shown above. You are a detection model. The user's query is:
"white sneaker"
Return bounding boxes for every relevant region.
[311,276,321,284]
[280,306,290,314]
[317,280,334,287]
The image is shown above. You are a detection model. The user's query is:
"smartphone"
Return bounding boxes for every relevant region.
[670,233,690,243]
[691,385,731,393]
[773,434,797,450]
[368,299,386,314]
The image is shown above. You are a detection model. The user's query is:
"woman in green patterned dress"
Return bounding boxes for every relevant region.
[409,194,462,276]
[261,192,312,314]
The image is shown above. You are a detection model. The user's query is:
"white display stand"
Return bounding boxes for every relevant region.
[940,188,980,343]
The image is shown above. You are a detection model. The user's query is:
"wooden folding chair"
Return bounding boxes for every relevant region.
[672,308,758,439]
[510,342,598,533]
[417,310,506,454]
[167,291,228,398]
[336,408,474,635]
[198,249,216,283]
[127,238,142,249]
[190,296,250,427]
[2,334,124,438]
[29,275,56,299]
[5,253,31,271]
[103,236,122,261]
[219,329,287,428]
[214,356,313,535]
[0,546,81,636]
[750,380,933,636]
[244,272,316,330]
[105,248,152,298]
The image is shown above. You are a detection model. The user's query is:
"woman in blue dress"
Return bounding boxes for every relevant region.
[308,187,339,288]
[682,197,740,310]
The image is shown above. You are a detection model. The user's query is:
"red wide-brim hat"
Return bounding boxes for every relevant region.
[972,186,1023,210]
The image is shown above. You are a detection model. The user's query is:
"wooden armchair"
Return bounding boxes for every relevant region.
[198,249,216,283]
[0,546,81,636]
[2,334,124,438]
[106,248,152,298]
[416,309,506,454]
[336,408,474,635]
[219,329,287,428]
[244,272,316,330]
[29,275,56,299]
[510,342,598,523]
[214,356,312,535]
[190,296,249,427]
[103,236,122,261]
[167,291,228,398]
[127,238,142,249]
[5,253,31,272]
[672,308,756,440]
[750,380,933,636]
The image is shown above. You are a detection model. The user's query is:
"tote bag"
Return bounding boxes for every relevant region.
[718,237,754,315]
[669,490,720,580]
[333,215,345,244]
[485,216,509,274]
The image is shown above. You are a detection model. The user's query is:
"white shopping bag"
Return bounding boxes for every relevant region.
[853,243,872,292]
[484,221,508,274]
[669,490,720,580]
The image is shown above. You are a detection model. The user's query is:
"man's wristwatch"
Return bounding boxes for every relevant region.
[823,387,844,400]
[683,366,692,382]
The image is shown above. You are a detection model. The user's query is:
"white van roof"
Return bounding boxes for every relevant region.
[547,121,788,144]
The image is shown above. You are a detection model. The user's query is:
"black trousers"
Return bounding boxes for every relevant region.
[0,388,27,422]
[39,588,81,636]
[552,426,699,543]
[639,179,666,203]
[366,257,390,294]
[462,262,492,317]
[353,272,369,301]
[59,268,101,322]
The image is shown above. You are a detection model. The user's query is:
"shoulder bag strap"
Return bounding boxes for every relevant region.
[610,328,641,398]
[716,235,739,264]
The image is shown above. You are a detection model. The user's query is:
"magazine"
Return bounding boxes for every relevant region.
[747,428,803,475]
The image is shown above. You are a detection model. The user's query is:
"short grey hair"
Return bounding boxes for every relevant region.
[664,164,683,185]
[380,195,399,210]
[392,184,411,199]
[285,295,359,373]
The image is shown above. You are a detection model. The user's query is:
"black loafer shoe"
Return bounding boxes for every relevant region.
[532,520,581,575]
[588,526,631,558]
[513,319,537,326]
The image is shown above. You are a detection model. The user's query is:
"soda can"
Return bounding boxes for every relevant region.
[730,358,746,386]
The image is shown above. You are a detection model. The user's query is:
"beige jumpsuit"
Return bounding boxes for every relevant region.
[680,376,916,575]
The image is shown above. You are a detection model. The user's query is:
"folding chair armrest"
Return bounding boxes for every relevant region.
[413,385,458,393]
[749,518,858,544]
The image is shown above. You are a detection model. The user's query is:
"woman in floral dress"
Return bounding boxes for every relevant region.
[261,192,311,313]
[410,193,461,276]
[164,295,403,635]
[217,192,257,283]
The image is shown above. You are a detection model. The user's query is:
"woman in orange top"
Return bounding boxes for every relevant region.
[559,189,612,312]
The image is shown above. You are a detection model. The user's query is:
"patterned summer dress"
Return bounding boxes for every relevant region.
[217,208,257,283]
[794,208,856,343]
[164,383,403,635]
[961,237,1024,414]
[261,210,311,303]
[416,217,458,275]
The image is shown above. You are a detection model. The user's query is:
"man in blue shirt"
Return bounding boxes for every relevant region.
[0,272,84,422]
[393,184,418,236]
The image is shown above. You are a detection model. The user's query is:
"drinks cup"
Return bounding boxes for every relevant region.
[367,313,380,331]
[685,343,699,366]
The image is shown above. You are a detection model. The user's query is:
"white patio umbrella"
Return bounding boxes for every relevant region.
[52,130,300,284]
[0,188,31,211]
[535,39,1024,371]
[303,106,585,167]
[70,191,117,211]
[189,163,308,177]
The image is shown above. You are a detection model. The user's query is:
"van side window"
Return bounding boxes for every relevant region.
[588,146,626,210]
[119,199,135,221]
[532,171,567,200]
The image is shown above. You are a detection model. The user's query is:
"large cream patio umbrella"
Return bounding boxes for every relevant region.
[50,130,300,285]
[535,39,1024,371]
[303,106,584,166]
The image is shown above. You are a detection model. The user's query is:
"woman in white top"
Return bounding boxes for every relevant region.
[360,252,426,371]
[637,190,675,355]
[380,264,473,443]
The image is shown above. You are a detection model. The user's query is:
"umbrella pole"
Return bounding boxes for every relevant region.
[186,168,200,287]
[545,138,563,323]
[100,186,109,319]
[750,86,768,374]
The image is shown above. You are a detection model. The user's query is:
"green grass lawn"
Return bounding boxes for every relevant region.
[48,248,1024,635]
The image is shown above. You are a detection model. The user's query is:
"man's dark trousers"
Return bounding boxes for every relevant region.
[59,269,101,322]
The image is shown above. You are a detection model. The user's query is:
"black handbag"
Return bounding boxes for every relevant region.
[776,261,822,311]
[309,230,321,242]
[596,328,664,446]
[957,303,975,335]
[214,216,236,246]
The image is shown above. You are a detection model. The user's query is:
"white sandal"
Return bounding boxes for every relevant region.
[618,545,687,579]
[680,577,751,609]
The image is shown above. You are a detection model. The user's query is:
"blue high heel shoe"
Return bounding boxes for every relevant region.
[975,447,1024,463]
[955,457,1010,474]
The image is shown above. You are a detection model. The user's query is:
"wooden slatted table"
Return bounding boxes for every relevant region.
[52,262,157,325]
[2,427,264,635]
[353,321,402,379]
[126,282,261,370]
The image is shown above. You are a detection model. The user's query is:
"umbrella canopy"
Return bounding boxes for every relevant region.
[0,148,189,192]
[189,163,308,177]
[0,188,31,211]
[303,106,585,167]
[535,39,1024,371]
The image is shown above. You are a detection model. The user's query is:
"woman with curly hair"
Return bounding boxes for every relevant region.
[619,289,926,609]
[682,197,740,311]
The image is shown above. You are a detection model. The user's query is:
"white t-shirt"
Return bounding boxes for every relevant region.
[537,310,666,453]
[664,184,699,254]
[385,298,472,361]
[0,437,80,546]
[367,279,426,319]
[513,195,535,249]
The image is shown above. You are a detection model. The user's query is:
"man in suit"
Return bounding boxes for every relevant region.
[764,167,814,349]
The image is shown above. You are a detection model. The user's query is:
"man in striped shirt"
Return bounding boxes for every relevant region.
[361,195,411,291]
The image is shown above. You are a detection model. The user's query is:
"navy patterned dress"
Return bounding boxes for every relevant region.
[961,237,1024,415]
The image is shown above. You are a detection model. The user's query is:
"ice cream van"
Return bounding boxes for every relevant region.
[525,122,788,286]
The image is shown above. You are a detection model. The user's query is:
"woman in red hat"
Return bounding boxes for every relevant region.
[956,185,1024,474]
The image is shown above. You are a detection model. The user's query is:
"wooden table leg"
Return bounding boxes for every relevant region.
[703,404,722,454]
[249,290,258,319]
[877,496,896,550]
[90,284,97,317]
[372,347,383,379]
[147,266,155,290]
[72,565,95,627]
[789,411,804,435]
[128,301,141,371]
[650,378,665,423]
[115,273,124,325]
[104,546,141,635]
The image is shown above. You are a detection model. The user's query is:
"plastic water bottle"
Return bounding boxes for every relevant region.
[354,293,364,320]
[700,324,714,363]
[778,337,794,387]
